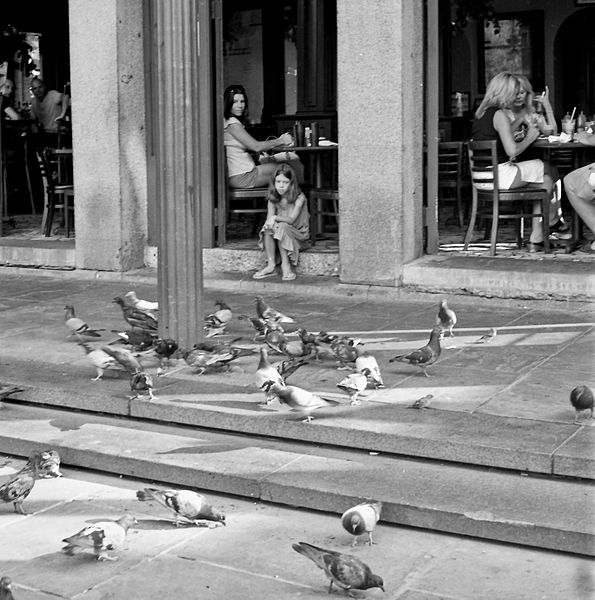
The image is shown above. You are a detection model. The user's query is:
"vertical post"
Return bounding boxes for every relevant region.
[426,0,439,254]
[153,0,204,347]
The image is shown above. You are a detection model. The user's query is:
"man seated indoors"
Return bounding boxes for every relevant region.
[563,131,595,253]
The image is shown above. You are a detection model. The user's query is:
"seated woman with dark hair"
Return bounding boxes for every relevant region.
[224,84,302,188]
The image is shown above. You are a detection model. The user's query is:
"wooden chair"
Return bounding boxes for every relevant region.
[438,141,470,228]
[36,148,74,237]
[227,185,268,235]
[308,187,338,244]
[464,140,550,256]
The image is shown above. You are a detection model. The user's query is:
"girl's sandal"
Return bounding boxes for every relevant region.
[253,266,278,279]
[282,270,296,281]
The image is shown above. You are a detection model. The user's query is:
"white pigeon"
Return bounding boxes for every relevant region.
[341,501,383,546]
[64,305,104,338]
[354,345,384,388]
[336,371,369,405]
[136,488,225,527]
[61,514,137,561]
[254,347,284,403]
[436,299,457,337]
[264,382,337,423]
[77,342,126,380]
[124,291,159,312]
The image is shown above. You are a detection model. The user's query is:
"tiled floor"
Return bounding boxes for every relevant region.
[2,211,594,262]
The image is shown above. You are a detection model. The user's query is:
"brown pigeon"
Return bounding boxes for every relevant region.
[136,488,225,527]
[0,451,61,515]
[113,297,158,331]
[292,542,385,595]
[389,327,442,377]
[255,296,295,324]
[61,514,137,561]
[341,501,383,546]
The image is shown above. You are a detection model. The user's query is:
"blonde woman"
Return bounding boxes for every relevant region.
[471,72,570,251]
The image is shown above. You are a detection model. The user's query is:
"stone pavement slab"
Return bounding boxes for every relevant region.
[0,403,593,556]
[2,458,593,600]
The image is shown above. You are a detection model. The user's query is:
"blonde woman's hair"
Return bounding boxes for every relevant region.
[514,74,536,114]
[475,72,520,119]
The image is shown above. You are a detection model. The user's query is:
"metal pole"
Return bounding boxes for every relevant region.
[153,0,204,347]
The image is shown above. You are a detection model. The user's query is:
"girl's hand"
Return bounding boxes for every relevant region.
[264,216,276,229]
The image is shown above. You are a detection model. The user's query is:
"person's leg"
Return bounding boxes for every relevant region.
[253,231,278,278]
[564,166,595,250]
[527,173,554,244]
[253,163,279,187]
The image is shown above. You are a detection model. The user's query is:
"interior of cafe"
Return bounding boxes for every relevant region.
[1,0,595,261]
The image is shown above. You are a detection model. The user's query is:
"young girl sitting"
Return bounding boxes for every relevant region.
[252,163,310,281]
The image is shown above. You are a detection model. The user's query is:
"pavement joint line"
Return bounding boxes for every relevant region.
[471,327,592,415]
[330,323,595,335]
[191,557,315,590]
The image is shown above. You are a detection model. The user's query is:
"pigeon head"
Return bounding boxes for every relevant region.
[0,577,11,590]
[118,514,138,530]
[369,574,385,592]
[112,297,125,306]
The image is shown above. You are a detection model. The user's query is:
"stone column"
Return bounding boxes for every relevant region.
[69,0,147,271]
[337,1,424,286]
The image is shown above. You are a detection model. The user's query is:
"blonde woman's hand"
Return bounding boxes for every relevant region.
[277,132,293,147]
[525,124,541,144]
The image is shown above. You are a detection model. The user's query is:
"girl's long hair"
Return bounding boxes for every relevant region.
[266,163,301,204]
[223,84,248,122]
[475,72,520,119]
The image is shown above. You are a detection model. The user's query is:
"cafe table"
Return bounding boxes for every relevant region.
[278,144,338,189]
[531,137,595,249]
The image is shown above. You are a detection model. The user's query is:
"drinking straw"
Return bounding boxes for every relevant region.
[570,106,577,121]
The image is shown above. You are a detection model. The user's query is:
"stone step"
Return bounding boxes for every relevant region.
[7,380,594,481]
[0,402,593,556]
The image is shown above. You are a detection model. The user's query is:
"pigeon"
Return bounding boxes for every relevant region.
[569,385,594,424]
[238,314,268,340]
[389,326,442,377]
[330,336,360,370]
[124,290,159,312]
[292,542,385,595]
[0,577,14,600]
[263,382,338,423]
[279,338,313,360]
[355,345,384,388]
[61,514,137,561]
[36,449,63,479]
[341,501,383,546]
[274,358,308,381]
[129,371,155,401]
[436,299,457,337]
[255,296,295,324]
[109,328,157,351]
[336,370,369,405]
[64,305,104,338]
[113,297,158,331]
[136,488,226,527]
[407,394,433,409]
[182,347,243,375]
[264,323,288,355]
[473,328,497,344]
[100,346,154,400]
[204,300,233,337]
[77,342,127,380]
[0,451,61,514]
[296,329,331,361]
[254,347,284,403]
[152,338,179,375]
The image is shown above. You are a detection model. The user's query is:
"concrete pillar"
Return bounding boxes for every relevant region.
[69,0,147,271]
[337,1,424,286]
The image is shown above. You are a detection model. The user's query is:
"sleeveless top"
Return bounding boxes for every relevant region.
[471,106,509,163]
[224,116,256,176]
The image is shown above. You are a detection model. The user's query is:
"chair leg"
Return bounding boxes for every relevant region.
[456,185,464,228]
[463,190,478,249]
[541,195,550,254]
[489,199,500,256]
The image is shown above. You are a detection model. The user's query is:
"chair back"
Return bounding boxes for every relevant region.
[438,141,465,187]
[467,140,500,206]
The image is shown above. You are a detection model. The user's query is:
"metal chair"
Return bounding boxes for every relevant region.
[464,140,550,255]
[438,141,470,228]
[36,148,74,237]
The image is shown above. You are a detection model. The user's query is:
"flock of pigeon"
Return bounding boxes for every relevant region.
[1,292,594,597]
